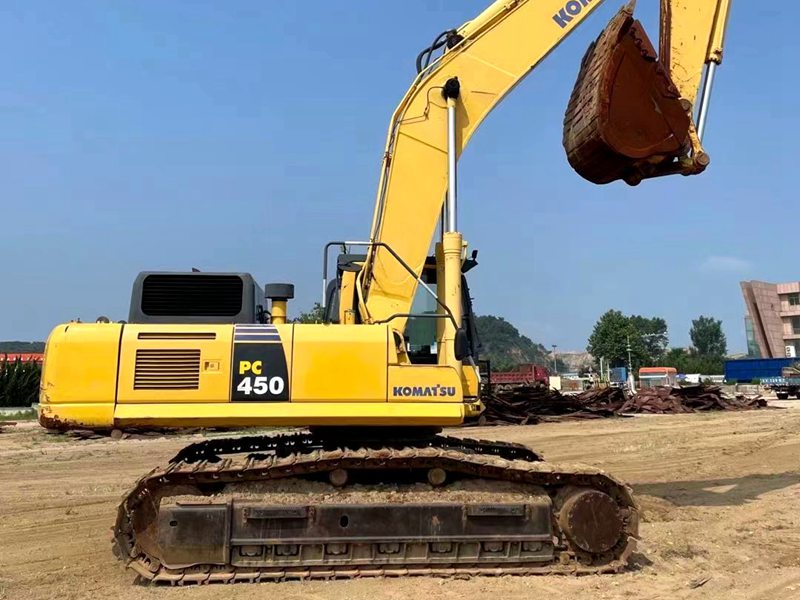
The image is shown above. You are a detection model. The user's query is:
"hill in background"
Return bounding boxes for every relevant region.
[475,315,555,372]
[0,341,45,353]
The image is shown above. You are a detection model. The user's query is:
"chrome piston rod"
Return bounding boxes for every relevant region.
[441,77,460,233]
[696,62,717,142]
[446,98,457,233]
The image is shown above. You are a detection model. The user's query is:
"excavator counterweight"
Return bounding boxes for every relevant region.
[564,4,696,185]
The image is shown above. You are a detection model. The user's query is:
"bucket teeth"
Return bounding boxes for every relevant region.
[563,3,692,185]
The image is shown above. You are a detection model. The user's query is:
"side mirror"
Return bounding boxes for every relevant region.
[454,328,470,361]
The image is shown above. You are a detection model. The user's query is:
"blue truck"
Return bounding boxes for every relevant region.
[764,362,800,399]
[609,367,627,386]
[761,377,800,399]
[725,358,800,399]
[724,358,795,383]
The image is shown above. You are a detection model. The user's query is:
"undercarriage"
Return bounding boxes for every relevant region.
[114,429,639,584]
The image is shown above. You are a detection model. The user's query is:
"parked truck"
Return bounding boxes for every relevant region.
[763,363,800,400]
[724,358,795,383]
[489,363,550,390]
[609,367,628,387]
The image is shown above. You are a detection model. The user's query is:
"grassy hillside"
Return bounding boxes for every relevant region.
[0,341,45,353]
[475,315,552,371]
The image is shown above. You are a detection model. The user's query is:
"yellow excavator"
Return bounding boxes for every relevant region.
[38,0,731,583]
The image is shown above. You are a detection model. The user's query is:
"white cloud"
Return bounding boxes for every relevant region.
[699,255,752,272]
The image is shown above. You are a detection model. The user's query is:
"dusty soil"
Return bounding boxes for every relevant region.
[173,478,546,505]
[2,406,800,600]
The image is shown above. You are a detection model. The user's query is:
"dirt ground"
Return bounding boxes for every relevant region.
[2,405,800,600]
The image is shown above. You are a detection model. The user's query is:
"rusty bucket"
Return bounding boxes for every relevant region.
[563,3,693,185]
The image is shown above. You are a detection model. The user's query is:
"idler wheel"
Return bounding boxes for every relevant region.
[558,489,623,554]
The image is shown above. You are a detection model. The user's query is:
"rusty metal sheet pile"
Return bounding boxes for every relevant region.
[562,3,692,185]
[477,385,767,426]
[629,386,767,414]
[475,386,615,426]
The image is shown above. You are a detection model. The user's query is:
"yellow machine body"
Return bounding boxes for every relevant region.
[38,0,730,435]
[39,321,480,431]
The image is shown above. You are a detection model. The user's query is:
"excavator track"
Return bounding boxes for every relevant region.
[114,432,638,584]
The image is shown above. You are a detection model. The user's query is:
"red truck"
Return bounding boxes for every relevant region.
[489,363,551,390]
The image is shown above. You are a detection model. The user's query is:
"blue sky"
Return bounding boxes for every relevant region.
[0,1,794,352]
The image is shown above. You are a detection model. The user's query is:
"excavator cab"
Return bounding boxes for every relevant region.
[563,4,712,185]
[324,252,481,366]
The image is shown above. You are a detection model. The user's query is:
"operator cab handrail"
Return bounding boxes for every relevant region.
[322,240,459,331]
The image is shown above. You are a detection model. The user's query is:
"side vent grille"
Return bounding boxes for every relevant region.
[134,349,201,390]
[141,274,243,317]
[137,332,216,340]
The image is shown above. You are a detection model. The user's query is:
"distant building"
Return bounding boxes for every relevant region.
[741,280,800,358]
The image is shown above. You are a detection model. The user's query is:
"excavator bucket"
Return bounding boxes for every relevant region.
[563,3,693,185]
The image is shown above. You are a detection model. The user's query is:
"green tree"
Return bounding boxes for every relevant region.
[688,354,724,375]
[661,316,727,376]
[690,316,727,358]
[663,347,689,372]
[629,315,668,364]
[292,303,325,324]
[587,310,669,370]
[663,346,725,375]
[587,310,633,368]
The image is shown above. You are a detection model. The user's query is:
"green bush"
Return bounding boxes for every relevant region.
[0,357,42,407]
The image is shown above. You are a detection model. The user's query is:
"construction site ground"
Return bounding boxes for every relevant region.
[2,401,800,600]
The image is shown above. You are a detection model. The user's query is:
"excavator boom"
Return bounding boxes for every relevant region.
[362,0,731,329]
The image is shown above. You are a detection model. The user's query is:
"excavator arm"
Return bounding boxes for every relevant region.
[660,0,731,138]
[661,0,731,106]
[358,0,731,333]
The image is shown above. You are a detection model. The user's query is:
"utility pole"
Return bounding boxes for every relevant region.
[626,335,636,393]
[626,335,633,373]
[551,344,558,374]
